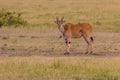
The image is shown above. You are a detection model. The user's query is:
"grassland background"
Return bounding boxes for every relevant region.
[0,0,120,31]
[0,0,120,80]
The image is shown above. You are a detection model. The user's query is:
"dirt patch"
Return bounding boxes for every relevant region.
[50,52,120,57]
[0,51,120,57]
[93,52,120,56]
[0,28,119,57]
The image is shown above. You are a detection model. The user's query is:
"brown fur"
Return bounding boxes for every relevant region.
[63,23,92,38]
[55,17,94,55]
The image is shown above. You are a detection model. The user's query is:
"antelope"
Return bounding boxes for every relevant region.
[54,17,94,55]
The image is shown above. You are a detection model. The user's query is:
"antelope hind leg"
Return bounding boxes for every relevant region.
[82,34,92,54]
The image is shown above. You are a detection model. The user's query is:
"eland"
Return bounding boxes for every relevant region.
[54,17,94,55]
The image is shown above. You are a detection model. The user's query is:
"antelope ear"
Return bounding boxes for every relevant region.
[54,19,57,23]
[54,17,59,23]
[61,17,65,23]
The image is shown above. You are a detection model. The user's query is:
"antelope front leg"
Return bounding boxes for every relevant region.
[64,40,71,55]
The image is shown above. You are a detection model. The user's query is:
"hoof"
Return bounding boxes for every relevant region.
[90,51,93,54]
[85,51,93,55]
[85,52,88,54]
[64,52,70,55]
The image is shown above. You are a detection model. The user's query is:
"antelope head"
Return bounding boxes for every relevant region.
[54,17,65,33]
[54,17,65,39]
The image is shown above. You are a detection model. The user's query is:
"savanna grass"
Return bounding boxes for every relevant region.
[0,0,120,31]
[0,56,120,80]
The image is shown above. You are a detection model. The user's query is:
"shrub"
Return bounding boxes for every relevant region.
[0,11,28,27]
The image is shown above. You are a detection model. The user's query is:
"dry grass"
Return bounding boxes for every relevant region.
[0,0,120,31]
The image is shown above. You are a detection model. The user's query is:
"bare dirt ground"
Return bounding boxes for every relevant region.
[0,51,120,57]
[0,28,120,57]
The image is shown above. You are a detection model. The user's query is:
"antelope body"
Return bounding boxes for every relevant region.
[55,17,94,55]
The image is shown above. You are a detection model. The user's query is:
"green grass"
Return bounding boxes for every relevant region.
[0,56,120,80]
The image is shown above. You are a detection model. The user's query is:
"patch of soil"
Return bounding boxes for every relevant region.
[0,51,120,57]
